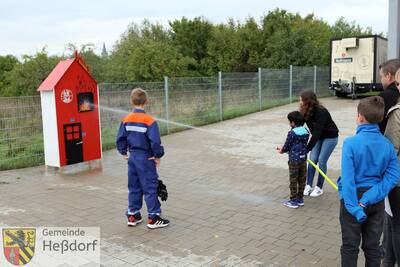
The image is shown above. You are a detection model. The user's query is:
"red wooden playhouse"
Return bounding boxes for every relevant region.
[38,52,102,167]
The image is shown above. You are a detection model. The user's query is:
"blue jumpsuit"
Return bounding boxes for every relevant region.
[116,109,164,217]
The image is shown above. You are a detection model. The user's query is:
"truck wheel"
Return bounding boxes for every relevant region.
[335,92,348,98]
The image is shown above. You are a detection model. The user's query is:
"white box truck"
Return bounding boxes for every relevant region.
[329,35,387,99]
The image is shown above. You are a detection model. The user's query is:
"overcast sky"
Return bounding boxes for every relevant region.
[0,0,389,57]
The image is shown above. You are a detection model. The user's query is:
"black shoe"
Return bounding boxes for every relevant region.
[147,215,169,229]
[127,213,142,226]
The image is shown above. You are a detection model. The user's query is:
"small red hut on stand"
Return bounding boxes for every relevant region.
[38,52,102,168]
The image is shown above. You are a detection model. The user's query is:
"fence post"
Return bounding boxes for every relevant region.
[289,65,293,103]
[258,67,262,111]
[313,65,317,94]
[218,71,223,121]
[164,76,170,134]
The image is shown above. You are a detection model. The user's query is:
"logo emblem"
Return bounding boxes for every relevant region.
[61,89,73,103]
[3,228,36,266]
[357,55,370,70]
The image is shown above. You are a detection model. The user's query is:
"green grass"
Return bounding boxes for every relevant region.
[0,133,44,171]
[223,98,291,120]
[0,154,44,171]
[165,107,220,134]
[356,91,380,97]
[101,126,119,151]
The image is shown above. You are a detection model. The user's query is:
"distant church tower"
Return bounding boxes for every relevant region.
[101,43,108,57]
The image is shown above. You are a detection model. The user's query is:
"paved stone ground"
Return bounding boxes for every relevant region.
[0,97,366,266]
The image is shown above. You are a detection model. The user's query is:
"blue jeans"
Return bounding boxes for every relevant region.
[307,137,338,189]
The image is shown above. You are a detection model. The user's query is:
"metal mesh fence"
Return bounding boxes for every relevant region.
[261,68,291,109]
[98,82,165,150]
[222,72,259,119]
[0,96,43,170]
[292,66,315,97]
[0,66,331,170]
[168,76,219,132]
[316,66,332,97]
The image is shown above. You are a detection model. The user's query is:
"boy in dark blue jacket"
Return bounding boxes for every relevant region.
[116,88,169,229]
[278,111,310,209]
[338,96,400,266]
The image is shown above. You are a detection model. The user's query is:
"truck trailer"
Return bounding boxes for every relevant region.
[329,35,387,99]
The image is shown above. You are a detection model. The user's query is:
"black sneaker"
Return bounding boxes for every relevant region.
[147,215,170,229]
[127,213,142,226]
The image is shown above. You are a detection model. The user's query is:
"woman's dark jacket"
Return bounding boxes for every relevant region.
[305,106,339,152]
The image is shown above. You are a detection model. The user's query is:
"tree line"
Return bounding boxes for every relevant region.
[0,9,374,96]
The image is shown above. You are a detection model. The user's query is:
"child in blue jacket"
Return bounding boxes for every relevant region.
[338,96,400,266]
[116,88,169,229]
[278,111,310,209]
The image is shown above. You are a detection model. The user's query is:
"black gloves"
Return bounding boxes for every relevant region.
[157,179,168,201]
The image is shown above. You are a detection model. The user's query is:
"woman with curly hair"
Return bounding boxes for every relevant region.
[300,91,339,197]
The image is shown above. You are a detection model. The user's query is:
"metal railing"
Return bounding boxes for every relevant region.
[0,66,331,170]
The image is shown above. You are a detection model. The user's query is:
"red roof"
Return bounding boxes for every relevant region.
[37,59,74,91]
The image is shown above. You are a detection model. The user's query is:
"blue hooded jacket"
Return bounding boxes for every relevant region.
[282,126,309,163]
[338,124,400,222]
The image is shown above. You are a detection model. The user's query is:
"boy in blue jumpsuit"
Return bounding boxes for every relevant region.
[116,88,169,229]
[338,96,400,266]
[277,111,309,209]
